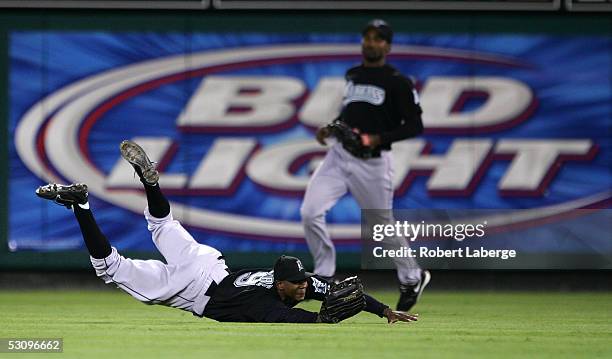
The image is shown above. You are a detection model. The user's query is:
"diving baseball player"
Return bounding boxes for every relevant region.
[35,140,418,324]
[300,19,430,311]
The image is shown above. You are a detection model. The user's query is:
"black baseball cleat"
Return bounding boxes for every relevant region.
[396,270,431,311]
[35,183,88,208]
[119,140,159,185]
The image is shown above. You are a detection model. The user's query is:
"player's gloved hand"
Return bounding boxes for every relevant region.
[383,307,419,324]
[316,126,332,145]
[317,276,366,323]
[326,120,367,155]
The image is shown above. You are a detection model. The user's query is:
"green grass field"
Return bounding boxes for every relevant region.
[1,290,611,359]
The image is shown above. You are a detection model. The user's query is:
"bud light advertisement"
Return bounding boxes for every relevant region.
[7,32,612,268]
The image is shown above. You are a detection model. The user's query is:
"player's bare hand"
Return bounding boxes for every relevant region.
[316,126,332,145]
[360,134,381,148]
[383,308,419,324]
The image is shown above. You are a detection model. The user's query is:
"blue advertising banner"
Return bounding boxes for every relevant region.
[8,32,612,267]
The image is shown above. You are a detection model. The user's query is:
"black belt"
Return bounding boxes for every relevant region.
[342,144,383,159]
[205,281,218,297]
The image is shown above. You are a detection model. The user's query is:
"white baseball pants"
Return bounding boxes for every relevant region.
[301,143,421,284]
[90,208,228,316]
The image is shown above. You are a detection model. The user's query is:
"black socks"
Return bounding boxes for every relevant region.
[73,204,112,259]
[72,184,168,258]
[72,165,169,258]
[133,164,170,218]
[142,181,170,219]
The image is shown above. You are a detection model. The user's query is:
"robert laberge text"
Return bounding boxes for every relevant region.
[372,246,517,260]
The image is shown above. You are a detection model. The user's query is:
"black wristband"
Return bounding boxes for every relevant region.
[364,293,389,317]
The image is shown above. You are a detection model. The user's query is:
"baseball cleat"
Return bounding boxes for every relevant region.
[35,183,89,208]
[396,270,431,311]
[119,140,159,185]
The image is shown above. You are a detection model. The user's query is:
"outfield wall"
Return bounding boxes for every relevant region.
[1,10,610,270]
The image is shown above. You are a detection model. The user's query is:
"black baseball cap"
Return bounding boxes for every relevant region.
[362,19,393,44]
[273,255,313,282]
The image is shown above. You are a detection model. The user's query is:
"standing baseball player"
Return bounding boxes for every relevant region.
[35,140,418,324]
[301,19,430,311]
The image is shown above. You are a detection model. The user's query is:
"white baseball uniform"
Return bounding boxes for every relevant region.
[300,143,421,284]
[301,63,424,285]
[90,207,229,316]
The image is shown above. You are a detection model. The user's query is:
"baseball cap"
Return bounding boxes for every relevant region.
[362,19,393,44]
[273,255,313,282]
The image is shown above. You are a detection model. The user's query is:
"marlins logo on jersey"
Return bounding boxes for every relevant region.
[343,81,386,106]
[233,271,274,289]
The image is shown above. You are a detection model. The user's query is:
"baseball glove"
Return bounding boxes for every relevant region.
[326,120,374,159]
[318,276,366,323]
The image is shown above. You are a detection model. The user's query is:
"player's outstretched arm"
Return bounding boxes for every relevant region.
[364,292,419,324]
[306,276,420,324]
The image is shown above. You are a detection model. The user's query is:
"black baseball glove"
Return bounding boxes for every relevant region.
[326,120,374,159]
[317,276,366,323]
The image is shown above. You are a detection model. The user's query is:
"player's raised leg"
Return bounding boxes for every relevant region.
[300,147,348,279]
[36,183,111,259]
[34,183,196,309]
[119,139,167,217]
[119,139,224,265]
[345,152,430,311]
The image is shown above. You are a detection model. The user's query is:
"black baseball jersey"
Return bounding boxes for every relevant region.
[341,64,424,150]
[202,269,388,323]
